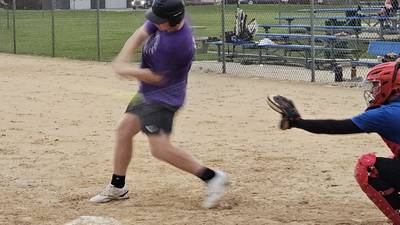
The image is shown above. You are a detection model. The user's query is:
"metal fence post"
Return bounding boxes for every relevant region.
[96,0,100,61]
[51,0,56,57]
[221,0,226,74]
[12,0,15,54]
[310,0,316,82]
[41,0,44,17]
[6,1,10,29]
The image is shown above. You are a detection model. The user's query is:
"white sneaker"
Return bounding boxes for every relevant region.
[89,184,129,203]
[202,170,229,209]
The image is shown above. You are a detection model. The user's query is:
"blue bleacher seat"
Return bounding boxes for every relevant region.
[352,41,400,67]
[368,41,400,56]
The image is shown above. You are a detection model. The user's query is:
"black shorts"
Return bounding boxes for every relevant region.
[125,93,179,135]
[373,157,400,190]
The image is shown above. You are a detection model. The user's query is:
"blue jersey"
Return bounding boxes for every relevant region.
[139,19,195,107]
[351,99,400,155]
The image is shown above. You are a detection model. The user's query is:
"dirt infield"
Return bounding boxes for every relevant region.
[0,53,391,225]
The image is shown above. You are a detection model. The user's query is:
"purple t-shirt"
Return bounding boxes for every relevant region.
[139,19,195,107]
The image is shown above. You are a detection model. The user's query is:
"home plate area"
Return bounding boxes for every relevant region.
[65,216,120,225]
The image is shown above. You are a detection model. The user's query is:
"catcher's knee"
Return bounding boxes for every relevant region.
[354,153,400,224]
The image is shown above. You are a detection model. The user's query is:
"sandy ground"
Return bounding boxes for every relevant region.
[0,53,393,225]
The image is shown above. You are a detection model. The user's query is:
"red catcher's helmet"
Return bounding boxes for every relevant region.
[364,60,400,108]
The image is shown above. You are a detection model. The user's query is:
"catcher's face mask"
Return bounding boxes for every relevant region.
[363,80,381,107]
[363,60,400,108]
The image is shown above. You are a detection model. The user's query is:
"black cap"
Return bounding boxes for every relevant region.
[145,0,185,25]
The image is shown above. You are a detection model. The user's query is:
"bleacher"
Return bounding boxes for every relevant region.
[274,15,398,39]
[260,24,377,34]
[203,4,400,79]
[352,41,400,67]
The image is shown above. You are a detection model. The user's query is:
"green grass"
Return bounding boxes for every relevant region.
[0,4,370,61]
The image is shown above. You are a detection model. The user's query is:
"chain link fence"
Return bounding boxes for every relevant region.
[1,0,399,86]
[218,0,400,85]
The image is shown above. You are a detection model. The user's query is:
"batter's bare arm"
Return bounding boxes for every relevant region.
[112,25,163,84]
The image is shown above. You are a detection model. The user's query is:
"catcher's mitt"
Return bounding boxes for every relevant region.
[266,95,301,130]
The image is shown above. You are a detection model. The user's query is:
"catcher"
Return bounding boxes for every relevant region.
[267,60,400,224]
